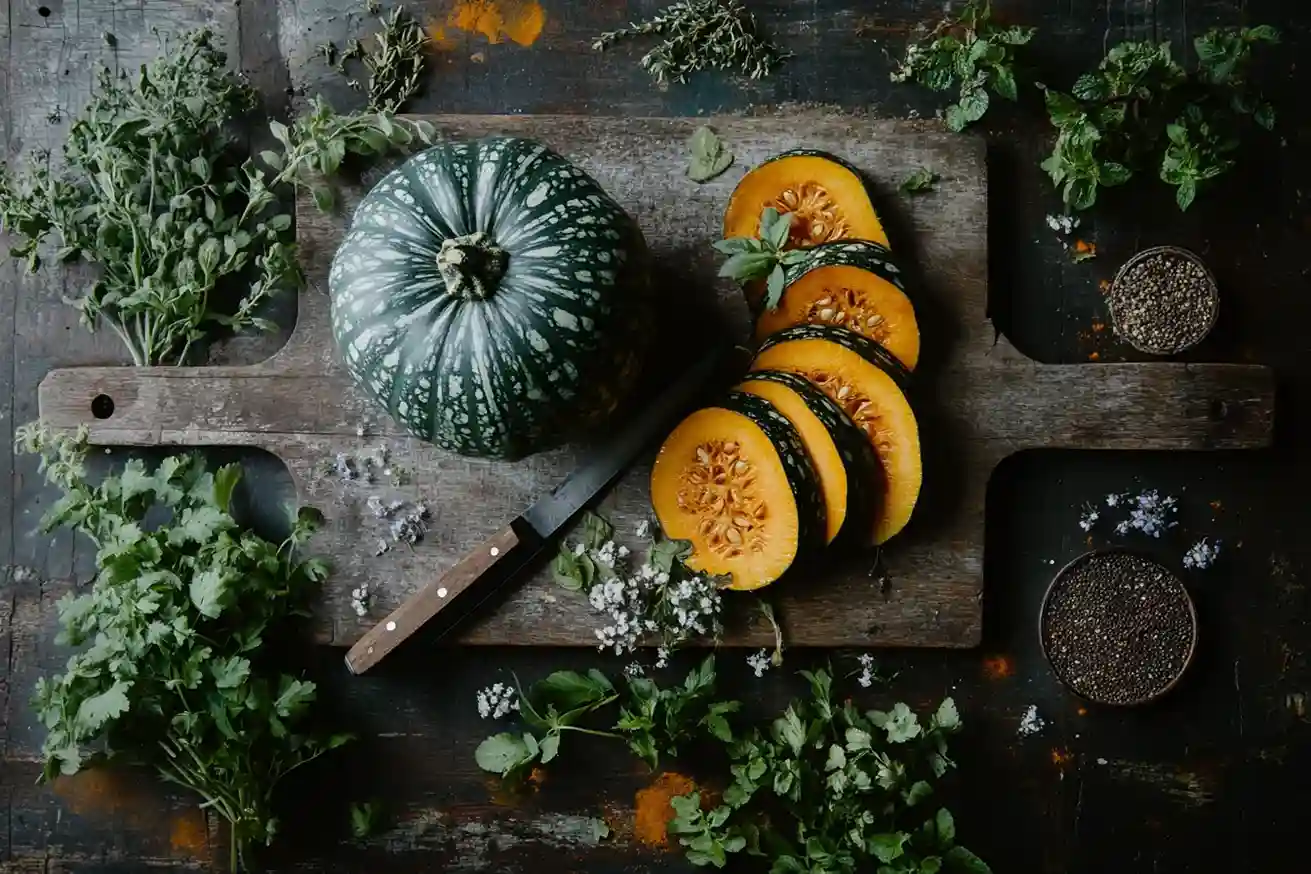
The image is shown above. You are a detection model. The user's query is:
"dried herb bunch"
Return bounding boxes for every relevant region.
[891,0,1035,131]
[0,30,300,366]
[18,424,349,872]
[1040,26,1279,211]
[363,5,429,112]
[593,0,789,86]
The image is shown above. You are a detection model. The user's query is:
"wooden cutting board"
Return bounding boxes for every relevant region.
[36,114,1275,649]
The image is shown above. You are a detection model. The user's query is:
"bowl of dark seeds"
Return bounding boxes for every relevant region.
[1108,246,1219,355]
[1040,550,1197,706]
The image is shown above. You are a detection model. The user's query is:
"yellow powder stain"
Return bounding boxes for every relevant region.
[430,0,546,47]
[170,810,209,858]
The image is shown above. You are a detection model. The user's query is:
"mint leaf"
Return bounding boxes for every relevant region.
[869,831,909,863]
[936,808,957,843]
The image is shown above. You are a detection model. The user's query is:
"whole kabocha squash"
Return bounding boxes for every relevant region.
[329,137,650,459]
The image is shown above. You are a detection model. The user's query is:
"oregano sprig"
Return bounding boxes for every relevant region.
[0,30,300,366]
[714,207,808,309]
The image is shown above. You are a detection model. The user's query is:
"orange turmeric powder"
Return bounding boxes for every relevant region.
[635,772,697,848]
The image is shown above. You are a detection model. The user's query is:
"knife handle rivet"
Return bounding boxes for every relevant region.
[490,546,500,556]
[437,587,448,598]
[385,621,397,632]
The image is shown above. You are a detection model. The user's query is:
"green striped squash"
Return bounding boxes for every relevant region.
[329,137,650,459]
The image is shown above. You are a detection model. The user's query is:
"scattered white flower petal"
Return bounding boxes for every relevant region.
[624,662,645,678]
[856,653,876,688]
[1078,503,1100,532]
[1183,537,1222,570]
[1018,704,1046,737]
[636,520,650,539]
[747,649,772,678]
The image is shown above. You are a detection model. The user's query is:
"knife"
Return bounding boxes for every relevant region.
[344,347,724,674]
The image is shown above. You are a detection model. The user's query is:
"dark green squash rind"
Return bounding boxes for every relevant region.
[742,370,882,548]
[779,239,907,293]
[717,390,826,559]
[756,324,914,389]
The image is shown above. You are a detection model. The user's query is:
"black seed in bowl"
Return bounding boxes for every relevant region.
[1109,246,1219,355]
[1041,551,1197,706]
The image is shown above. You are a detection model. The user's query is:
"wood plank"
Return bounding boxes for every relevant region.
[35,114,1275,651]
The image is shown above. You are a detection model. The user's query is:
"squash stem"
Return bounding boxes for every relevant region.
[437,231,508,301]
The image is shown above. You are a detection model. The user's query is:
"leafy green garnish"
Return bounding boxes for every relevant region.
[474,669,620,781]
[1039,26,1278,212]
[17,423,347,872]
[472,656,990,874]
[669,793,749,867]
[714,207,809,309]
[901,167,940,194]
[0,30,299,366]
[349,800,383,839]
[617,655,740,768]
[891,0,1035,132]
[687,126,735,183]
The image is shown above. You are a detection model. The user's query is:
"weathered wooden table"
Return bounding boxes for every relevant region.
[3,1,1310,872]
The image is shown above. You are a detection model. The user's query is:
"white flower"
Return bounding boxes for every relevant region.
[856,653,876,688]
[655,646,670,669]
[1017,704,1045,737]
[476,682,518,720]
[636,520,650,538]
[1105,493,1122,507]
[617,545,630,558]
[1078,504,1100,532]
[1183,537,1221,570]
[624,662,644,678]
[747,649,772,678]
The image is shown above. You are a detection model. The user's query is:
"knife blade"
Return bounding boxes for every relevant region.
[344,347,724,674]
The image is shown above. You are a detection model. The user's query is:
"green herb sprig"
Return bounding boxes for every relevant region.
[0,30,300,366]
[901,167,940,194]
[475,669,620,780]
[891,0,1034,132]
[17,423,349,872]
[362,5,429,113]
[1040,26,1279,212]
[618,655,740,769]
[593,0,789,86]
[349,800,383,839]
[714,207,808,309]
[474,658,991,873]
[258,96,436,213]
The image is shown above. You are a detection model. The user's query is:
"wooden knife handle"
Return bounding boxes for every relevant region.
[344,523,524,675]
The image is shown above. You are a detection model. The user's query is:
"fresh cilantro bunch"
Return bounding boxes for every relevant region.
[890,0,1035,132]
[18,424,349,872]
[669,670,989,873]
[715,208,809,309]
[1040,26,1279,212]
[475,669,620,780]
[0,30,300,366]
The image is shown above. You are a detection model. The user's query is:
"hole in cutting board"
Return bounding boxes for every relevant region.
[91,394,115,419]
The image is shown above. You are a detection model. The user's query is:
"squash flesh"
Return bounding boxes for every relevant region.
[751,338,921,543]
[738,378,846,544]
[651,407,801,588]
[724,154,890,249]
[756,264,921,370]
